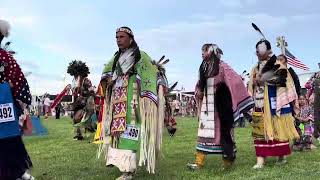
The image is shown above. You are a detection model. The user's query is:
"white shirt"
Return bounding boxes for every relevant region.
[44,97,51,106]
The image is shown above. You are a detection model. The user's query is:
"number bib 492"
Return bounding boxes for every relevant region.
[0,103,15,123]
[121,124,140,141]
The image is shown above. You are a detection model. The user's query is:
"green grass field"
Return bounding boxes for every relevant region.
[24,117,320,180]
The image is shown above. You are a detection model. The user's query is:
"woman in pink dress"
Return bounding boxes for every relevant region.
[187,43,254,170]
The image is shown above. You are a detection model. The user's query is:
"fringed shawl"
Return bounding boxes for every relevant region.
[276,68,298,115]
[250,60,299,141]
[198,61,254,121]
[249,60,298,114]
[218,62,254,120]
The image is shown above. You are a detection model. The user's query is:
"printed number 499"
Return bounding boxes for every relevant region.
[129,128,138,137]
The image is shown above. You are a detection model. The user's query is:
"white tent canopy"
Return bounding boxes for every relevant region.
[298,71,318,88]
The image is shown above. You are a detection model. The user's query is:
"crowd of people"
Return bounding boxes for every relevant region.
[1,18,320,180]
[30,96,69,120]
[168,96,197,117]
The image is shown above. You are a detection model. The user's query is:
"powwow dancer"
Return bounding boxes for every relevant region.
[278,54,302,145]
[278,55,301,97]
[67,60,96,140]
[249,23,299,169]
[96,27,175,180]
[305,72,320,142]
[187,43,254,170]
[151,57,178,136]
[293,95,315,150]
[0,19,34,180]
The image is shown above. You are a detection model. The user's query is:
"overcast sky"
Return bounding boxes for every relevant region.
[1,0,319,95]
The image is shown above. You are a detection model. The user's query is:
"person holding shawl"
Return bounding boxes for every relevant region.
[187,43,254,170]
[248,39,299,169]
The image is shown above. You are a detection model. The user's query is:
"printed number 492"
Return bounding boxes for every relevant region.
[0,107,13,119]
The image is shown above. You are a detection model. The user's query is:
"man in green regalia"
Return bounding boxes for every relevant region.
[97,27,168,180]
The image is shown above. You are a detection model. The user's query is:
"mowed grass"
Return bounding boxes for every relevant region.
[24,117,320,180]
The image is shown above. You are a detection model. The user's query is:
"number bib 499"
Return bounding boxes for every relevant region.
[121,124,140,141]
[0,103,15,123]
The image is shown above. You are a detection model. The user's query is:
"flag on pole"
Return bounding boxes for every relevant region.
[50,84,71,109]
[285,48,309,71]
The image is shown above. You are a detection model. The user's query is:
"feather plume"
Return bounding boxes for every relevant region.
[157,55,165,64]
[160,59,169,65]
[168,82,178,92]
[251,23,265,39]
